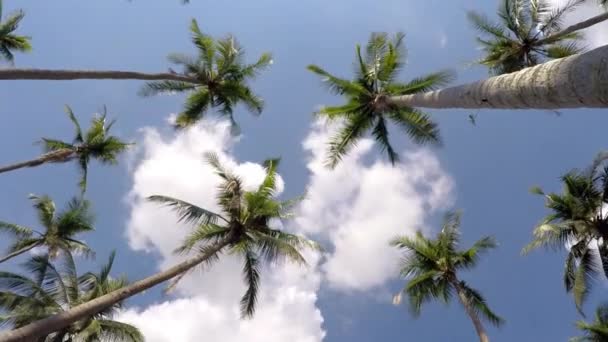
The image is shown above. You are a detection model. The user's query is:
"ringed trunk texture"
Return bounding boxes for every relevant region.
[0,243,41,264]
[0,240,230,342]
[0,149,75,174]
[536,12,608,45]
[388,44,608,109]
[453,280,490,342]
[0,69,198,83]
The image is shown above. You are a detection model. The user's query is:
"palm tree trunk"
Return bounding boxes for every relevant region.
[0,242,41,264]
[0,149,75,174]
[453,280,490,342]
[536,12,608,45]
[387,44,608,110]
[0,239,231,342]
[0,69,198,83]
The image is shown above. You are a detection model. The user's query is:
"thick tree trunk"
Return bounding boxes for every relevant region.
[0,243,41,264]
[0,69,198,83]
[536,12,608,45]
[0,149,75,174]
[453,280,490,342]
[388,44,608,109]
[0,239,230,342]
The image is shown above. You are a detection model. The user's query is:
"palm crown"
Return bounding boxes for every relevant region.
[391,212,503,332]
[524,152,608,313]
[149,152,319,318]
[140,19,272,131]
[42,106,131,192]
[307,32,453,168]
[571,303,608,342]
[0,0,31,63]
[469,0,586,75]
[0,195,95,263]
[0,252,143,341]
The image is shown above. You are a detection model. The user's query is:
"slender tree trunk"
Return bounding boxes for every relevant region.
[0,242,41,264]
[536,12,608,45]
[0,69,198,83]
[453,280,490,342]
[0,149,75,174]
[387,44,608,109]
[0,239,231,342]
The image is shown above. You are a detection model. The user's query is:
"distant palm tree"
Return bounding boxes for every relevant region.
[0,154,320,341]
[571,303,608,342]
[0,251,143,341]
[0,0,31,63]
[0,105,131,192]
[523,152,608,313]
[0,195,94,264]
[308,32,453,168]
[140,19,272,130]
[391,212,503,342]
[468,0,608,75]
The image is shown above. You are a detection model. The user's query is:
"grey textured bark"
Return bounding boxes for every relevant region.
[453,280,490,342]
[536,12,608,45]
[0,149,75,174]
[0,239,230,342]
[0,69,198,83]
[388,44,608,109]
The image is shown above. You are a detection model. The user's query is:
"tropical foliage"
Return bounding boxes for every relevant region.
[0,0,31,63]
[308,32,453,168]
[571,303,608,342]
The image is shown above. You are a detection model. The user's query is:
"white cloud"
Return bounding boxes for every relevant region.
[295,120,454,291]
[548,0,608,47]
[119,119,324,342]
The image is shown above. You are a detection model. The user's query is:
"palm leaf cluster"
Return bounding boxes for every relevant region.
[571,303,608,342]
[391,212,503,329]
[308,32,453,168]
[0,252,143,341]
[0,0,31,63]
[149,152,319,318]
[469,0,586,75]
[140,19,272,131]
[524,152,608,312]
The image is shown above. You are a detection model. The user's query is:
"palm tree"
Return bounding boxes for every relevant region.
[571,303,608,342]
[0,195,94,264]
[523,152,608,313]
[0,105,131,192]
[139,19,272,129]
[308,32,453,167]
[391,212,503,342]
[0,0,31,63]
[0,252,143,341]
[0,154,320,342]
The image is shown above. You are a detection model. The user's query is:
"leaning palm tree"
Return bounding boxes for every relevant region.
[391,212,503,342]
[0,0,31,63]
[0,252,143,341]
[139,19,272,129]
[0,195,94,264]
[571,303,608,342]
[0,105,131,192]
[0,154,319,341]
[523,152,608,313]
[308,32,453,167]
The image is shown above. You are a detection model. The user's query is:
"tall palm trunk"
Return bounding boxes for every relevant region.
[0,69,197,83]
[536,12,608,45]
[0,239,230,342]
[388,44,608,110]
[0,149,75,174]
[0,242,41,264]
[452,279,490,342]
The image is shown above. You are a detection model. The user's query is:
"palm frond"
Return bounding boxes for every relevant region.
[371,116,399,165]
[139,80,198,97]
[240,249,260,318]
[386,108,441,146]
[458,281,505,327]
[325,114,374,169]
[147,195,227,226]
[307,64,367,96]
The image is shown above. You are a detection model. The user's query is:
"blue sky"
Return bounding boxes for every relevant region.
[0,0,607,341]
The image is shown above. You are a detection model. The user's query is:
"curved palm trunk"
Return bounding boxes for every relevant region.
[0,239,230,342]
[536,12,608,45]
[0,242,41,264]
[388,44,608,109]
[0,69,197,83]
[0,149,75,174]
[453,280,490,342]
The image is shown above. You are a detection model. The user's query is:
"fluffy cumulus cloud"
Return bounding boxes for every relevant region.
[119,119,324,342]
[295,120,454,291]
[548,0,608,47]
